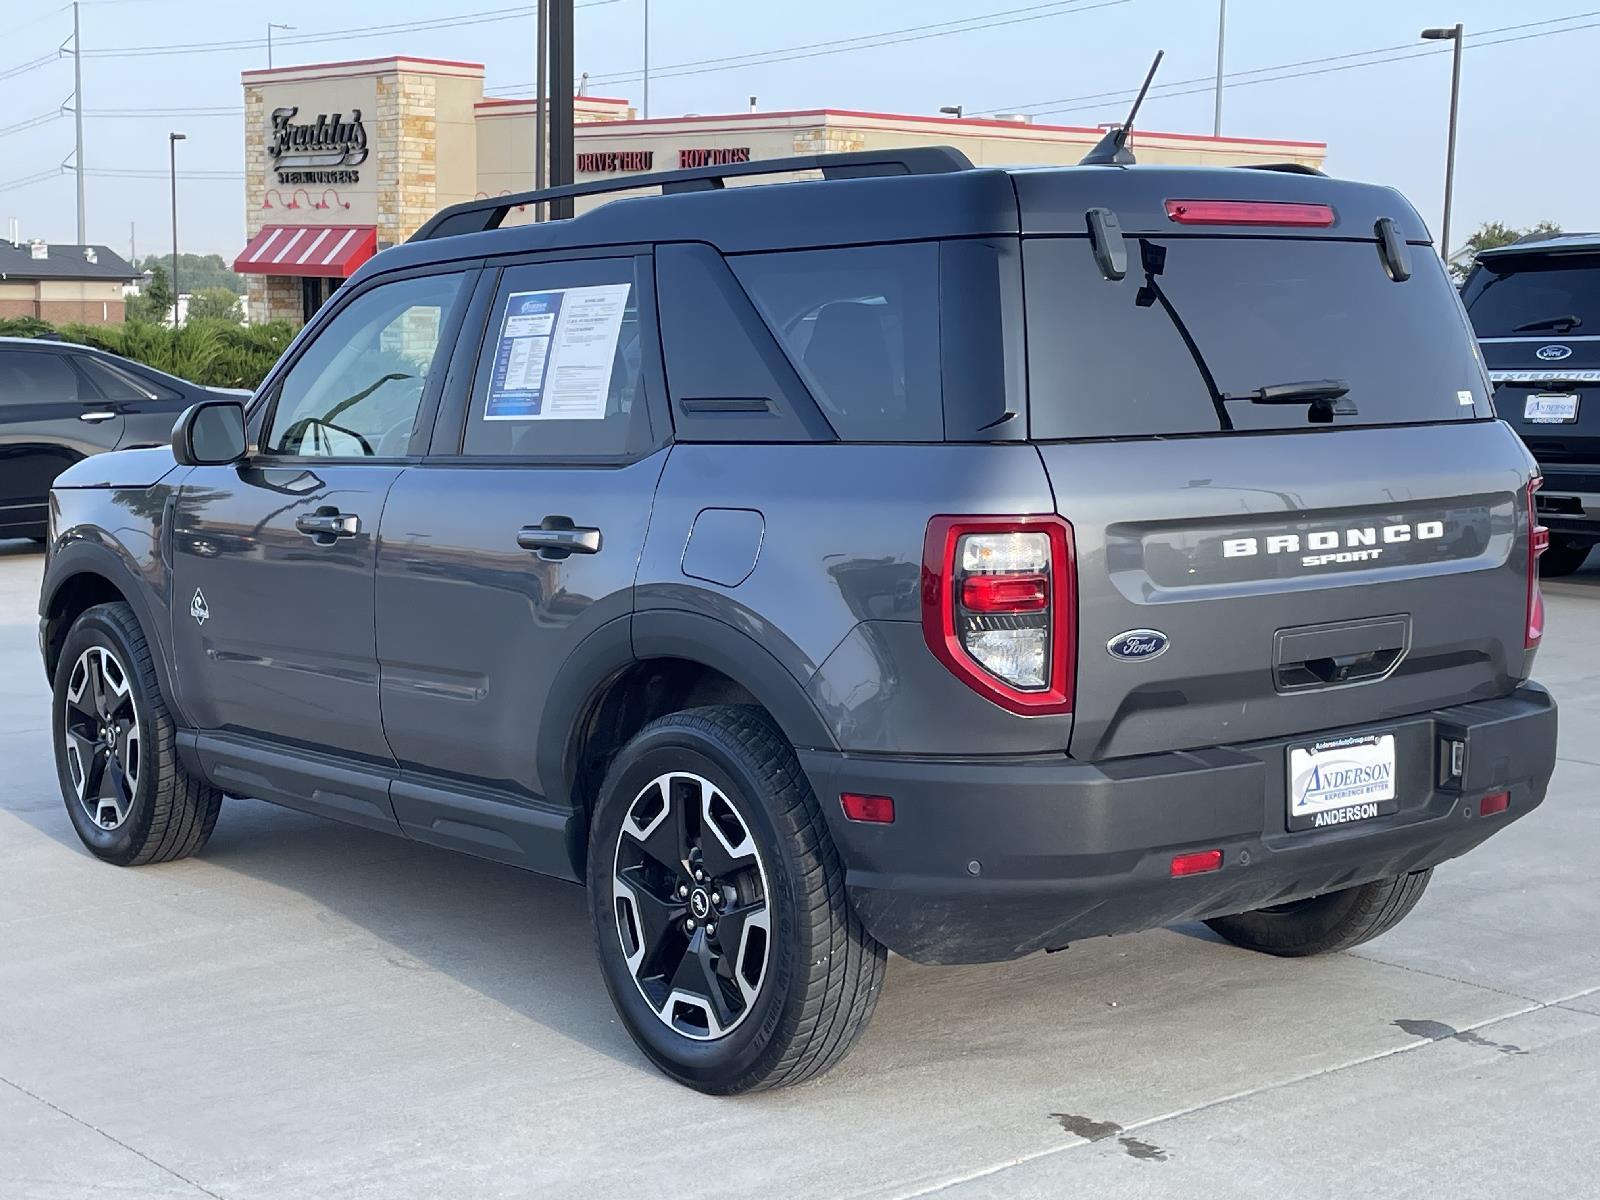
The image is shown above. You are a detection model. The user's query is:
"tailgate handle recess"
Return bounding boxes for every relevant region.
[1273,615,1410,693]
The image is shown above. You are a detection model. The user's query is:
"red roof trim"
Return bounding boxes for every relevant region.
[243,55,484,79]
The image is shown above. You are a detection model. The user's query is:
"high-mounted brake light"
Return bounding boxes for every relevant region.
[922,515,1076,715]
[1165,199,1336,228]
[1526,477,1549,650]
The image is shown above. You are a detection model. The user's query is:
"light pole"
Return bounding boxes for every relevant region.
[1213,0,1227,135]
[939,105,963,118]
[267,22,293,69]
[1421,24,1464,262]
[169,132,185,326]
[642,0,649,119]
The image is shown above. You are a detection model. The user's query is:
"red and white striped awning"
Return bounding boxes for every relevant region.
[232,224,377,279]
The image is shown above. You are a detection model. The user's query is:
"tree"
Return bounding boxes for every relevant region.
[126,264,175,324]
[135,253,244,296]
[187,286,243,323]
[1451,220,1562,282]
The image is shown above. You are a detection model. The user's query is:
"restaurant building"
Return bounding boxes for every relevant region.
[236,55,1327,325]
[0,238,139,326]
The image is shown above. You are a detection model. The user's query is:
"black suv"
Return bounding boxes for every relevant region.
[0,336,241,540]
[1463,232,1600,575]
[39,148,1558,1093]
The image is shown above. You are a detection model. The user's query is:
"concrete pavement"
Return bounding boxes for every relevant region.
[1,538,1596,1199]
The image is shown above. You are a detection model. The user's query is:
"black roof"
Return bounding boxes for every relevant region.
[0,241,139,282]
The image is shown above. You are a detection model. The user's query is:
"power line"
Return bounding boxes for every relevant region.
[982,9,1600,118]
[0,50,60,84]
[83,108,244,118]
[0,167,65,195]
[485,0,1130,94]
[0,110,65,139]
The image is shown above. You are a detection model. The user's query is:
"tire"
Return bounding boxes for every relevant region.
[587,705,886,1093]
[1539,539,1592,578]
[1204,870,1431,957]
[52,602,222,867]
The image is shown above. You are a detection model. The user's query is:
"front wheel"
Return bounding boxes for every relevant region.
[588,706,885,1093]
[1204,870,1431,956]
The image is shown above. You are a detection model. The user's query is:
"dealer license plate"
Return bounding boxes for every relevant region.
[1525,393,1578,424]
[1286,733,1397,831]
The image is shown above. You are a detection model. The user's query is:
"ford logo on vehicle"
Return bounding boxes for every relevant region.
[1537,345,1573,362]
[1107,629,1169,661]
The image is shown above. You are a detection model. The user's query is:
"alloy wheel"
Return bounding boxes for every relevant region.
[612,772,771,1040]
[62,646,141,831]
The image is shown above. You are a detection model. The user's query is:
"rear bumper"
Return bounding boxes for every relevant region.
[800,685,1558,964]
[1532,477,1600,540]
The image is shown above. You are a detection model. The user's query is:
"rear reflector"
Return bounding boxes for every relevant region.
[960,573,1049,613]
[841,793,895,824]
[1479,791,1510,817]
[1170,849,1223,877]
[1165,199,1336,227]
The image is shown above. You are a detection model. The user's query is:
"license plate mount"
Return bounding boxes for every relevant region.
[1525,392,1579,424]
[1286,733,1398,831]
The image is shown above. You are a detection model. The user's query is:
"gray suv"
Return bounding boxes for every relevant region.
[38,148,1558,1093]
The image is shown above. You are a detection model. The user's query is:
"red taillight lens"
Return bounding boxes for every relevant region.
[1170,849,1223,877]
[921,515,1075,715]
[1527,477,1548,650]
[841,793,895,824]
[1165,199,1336,227]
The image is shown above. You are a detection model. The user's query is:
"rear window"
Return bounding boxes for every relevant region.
[1462,252,1600,338]
[1025,237,1490,439]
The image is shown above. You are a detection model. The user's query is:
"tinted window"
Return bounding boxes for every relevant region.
[0,350,80,404]
[730,243,942,441]
[1462,252,1600,338]
[461,257,650,458]
[265,272,463,457]
[77,356,176,402]
[1025,237,1490,438]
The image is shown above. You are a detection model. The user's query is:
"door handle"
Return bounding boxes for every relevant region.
[78,410,117,423]
[295,511,361,541]
[517,521,602,560]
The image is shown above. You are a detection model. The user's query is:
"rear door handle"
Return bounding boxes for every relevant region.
[78,411,117,423]
[295,511,361,541]
[517,522,602,560]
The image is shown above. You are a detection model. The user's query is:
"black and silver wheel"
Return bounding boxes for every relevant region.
[1540,538,1593,578]
[52,602,223,866]
[588,705,885,1093]
[1204,870,1432,957]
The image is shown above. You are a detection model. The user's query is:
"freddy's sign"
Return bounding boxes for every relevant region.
[269,106,369,185]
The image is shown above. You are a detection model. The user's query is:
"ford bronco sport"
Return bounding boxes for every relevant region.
[39,146,1558,1093]
[1463,231,1600,575]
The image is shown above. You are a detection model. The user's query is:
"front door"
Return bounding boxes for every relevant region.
[171,267,472,779]
[374,254,668,867]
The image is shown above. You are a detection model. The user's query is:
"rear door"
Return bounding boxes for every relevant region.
[375,252,668,866]
[1016,181,1532,763]
[0,346,124,534]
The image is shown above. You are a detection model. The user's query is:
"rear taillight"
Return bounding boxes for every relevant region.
[1526,477,1549,650]
[921,515,1075,715]
[1164,199,1336,227]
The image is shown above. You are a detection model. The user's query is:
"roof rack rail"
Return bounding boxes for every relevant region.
[1246,162,1327,176]
[409,146,976,242]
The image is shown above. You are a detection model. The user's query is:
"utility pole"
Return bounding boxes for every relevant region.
[169,132,185,325]
[129,221,135,269]
[548,0,574,219]
[72,1,86,245]
[642,0,650,119]
[1212,0,1226,136]
[535,0,548,220]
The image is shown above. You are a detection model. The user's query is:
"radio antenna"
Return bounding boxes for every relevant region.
[1080,49,1165,166]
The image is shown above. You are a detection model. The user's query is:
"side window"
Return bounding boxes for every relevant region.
[728,242,943,442]
[461,257,650,458]
[0,350,82,404]
[76,357,175,402]
[264,272,464,458]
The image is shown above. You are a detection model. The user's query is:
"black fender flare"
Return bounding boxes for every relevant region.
[40,537,187,726]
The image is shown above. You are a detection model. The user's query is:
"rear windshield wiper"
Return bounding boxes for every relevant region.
[1222,379,1356,423]
[1512,314,1582,333]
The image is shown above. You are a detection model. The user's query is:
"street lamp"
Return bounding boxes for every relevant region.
[1421,24,1464,263]
[267,22,294,69]
[939,105,963,118]
[169,132,185,326]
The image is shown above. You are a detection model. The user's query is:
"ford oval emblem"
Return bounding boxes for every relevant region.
[1537,344,1573,362]
[1107,629,1169,661]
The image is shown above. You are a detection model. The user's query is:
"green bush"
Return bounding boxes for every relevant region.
[0,316,297,390]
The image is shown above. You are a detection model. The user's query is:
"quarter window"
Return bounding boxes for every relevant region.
[264,272,464,458]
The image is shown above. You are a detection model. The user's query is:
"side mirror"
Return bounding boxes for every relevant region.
[1085,206,1128,281]
[171,401,247,467]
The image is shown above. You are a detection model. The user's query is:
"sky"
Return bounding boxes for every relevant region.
[0,0,1594,260]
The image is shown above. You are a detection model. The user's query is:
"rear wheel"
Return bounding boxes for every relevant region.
[52,602,222,866]
[1540,538,1592,577]
[587,705,885,1093]
[1204,870,1432,956]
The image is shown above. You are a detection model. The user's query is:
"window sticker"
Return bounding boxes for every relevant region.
[484,283,631,421]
